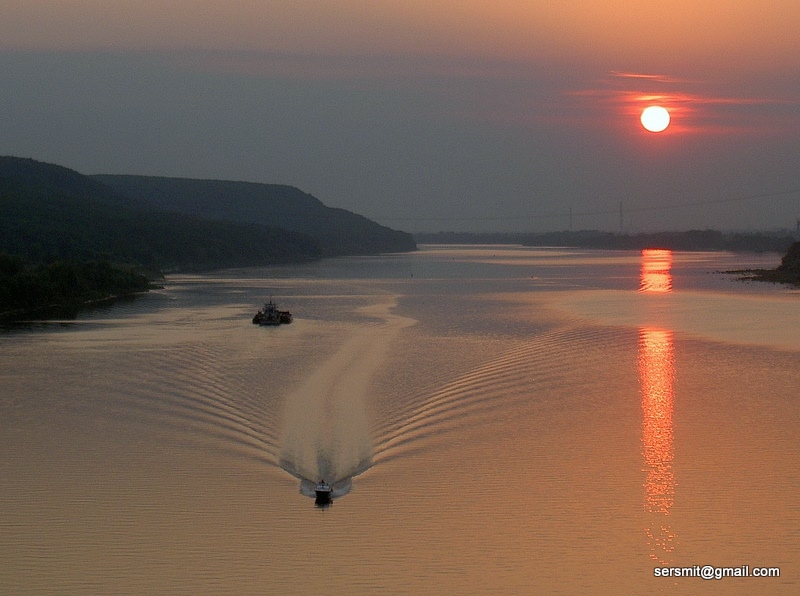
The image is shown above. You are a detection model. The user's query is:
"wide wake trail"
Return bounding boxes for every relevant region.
[279,297,415,484]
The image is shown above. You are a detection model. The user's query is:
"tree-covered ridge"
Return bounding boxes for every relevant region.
[1,157,416,268]
[93,174,417,257]
[0,156,328,270]
[0,155,123,202]
[0,155,416,320]
[0,185,322,270]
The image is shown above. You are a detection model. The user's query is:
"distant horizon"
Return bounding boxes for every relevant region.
[413,226,800,236]
[4,153,799,236]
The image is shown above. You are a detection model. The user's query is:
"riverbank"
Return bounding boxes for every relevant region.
[728,241,800,286]
[0,256,159,323]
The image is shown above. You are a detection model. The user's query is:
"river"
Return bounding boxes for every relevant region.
[1,245,798,594]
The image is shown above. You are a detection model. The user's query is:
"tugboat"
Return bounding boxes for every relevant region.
[314,480,333,506]
[252,299,292,325]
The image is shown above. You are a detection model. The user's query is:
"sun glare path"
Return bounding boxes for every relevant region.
[638,249,677,563]
[639,249,673,293]
[639,327,677,563]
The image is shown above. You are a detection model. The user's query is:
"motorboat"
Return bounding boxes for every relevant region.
[291,474,353,507]
[314,480,333,505]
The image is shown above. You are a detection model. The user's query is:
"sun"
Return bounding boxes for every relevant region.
[640,106,670,132]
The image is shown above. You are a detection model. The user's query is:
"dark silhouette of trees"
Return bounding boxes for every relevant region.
[1,256,153,319]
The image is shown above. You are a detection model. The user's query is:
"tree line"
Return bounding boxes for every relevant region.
[0,254,154,320]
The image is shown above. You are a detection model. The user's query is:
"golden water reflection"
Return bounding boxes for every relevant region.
[639,249,673,293]
[639,327,677,563]
[639,245,677,562]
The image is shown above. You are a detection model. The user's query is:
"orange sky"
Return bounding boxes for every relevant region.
[4,0,799,71]
[2,1,799,231]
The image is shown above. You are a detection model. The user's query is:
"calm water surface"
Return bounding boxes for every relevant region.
[2,246,799,594]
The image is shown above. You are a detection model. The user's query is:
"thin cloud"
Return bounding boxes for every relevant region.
[565,70,800,134]
[609,71,694,84]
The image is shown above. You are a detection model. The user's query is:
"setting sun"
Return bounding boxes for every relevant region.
[640,106,671,132]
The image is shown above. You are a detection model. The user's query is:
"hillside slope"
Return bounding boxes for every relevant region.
[93,175,416,257]
[0,157,321,269]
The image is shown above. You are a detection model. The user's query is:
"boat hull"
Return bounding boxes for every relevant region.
[314,483,333,506]
[252,300,292,325]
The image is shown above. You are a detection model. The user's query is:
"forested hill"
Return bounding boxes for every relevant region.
[0,154,125,202]
[93,175,416,257]
[0,157,322,270]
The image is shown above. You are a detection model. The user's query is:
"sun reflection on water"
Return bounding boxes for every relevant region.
[639,327,677,563]
[638,247,678,562]
[639,249,673,293]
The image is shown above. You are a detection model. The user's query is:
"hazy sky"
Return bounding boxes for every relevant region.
[2,1,799,232]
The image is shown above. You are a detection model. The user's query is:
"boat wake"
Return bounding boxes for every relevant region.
[370,324,624,464]
[278,297,415,496]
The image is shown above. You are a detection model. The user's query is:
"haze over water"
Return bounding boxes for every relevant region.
[1,245,799,593]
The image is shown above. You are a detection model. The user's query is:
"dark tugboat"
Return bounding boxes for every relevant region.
[252,299,292,325]
[314,480,333,506]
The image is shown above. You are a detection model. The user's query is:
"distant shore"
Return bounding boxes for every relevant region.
[414,229,797,253]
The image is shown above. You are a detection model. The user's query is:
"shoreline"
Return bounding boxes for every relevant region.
[726,268,800,286]
[0,287,160,327]
[728,240,800,286]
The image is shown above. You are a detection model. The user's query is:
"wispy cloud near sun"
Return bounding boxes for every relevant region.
[571,71,800,136]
